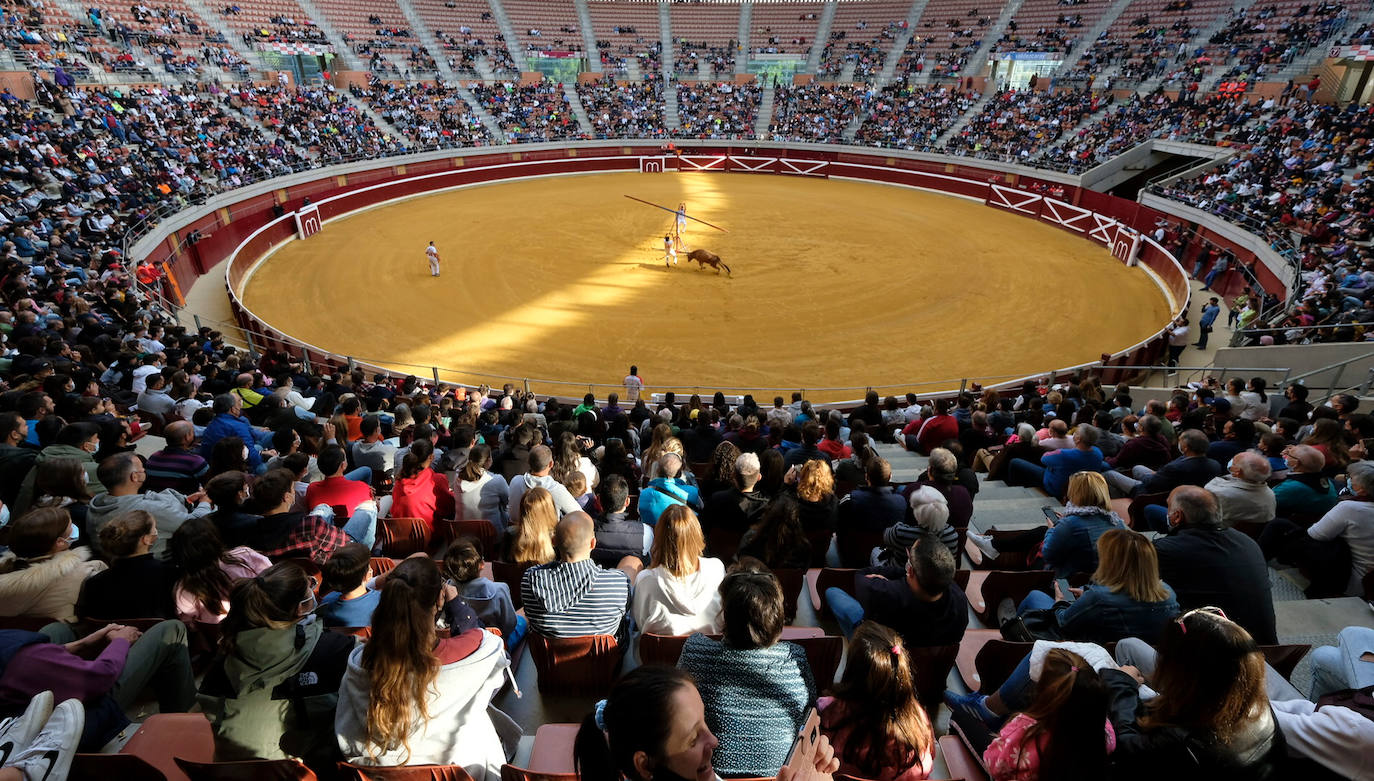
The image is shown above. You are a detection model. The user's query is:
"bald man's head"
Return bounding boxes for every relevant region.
[554,511,595,562]
[164,420,195,448]
[1167,485,1221,530]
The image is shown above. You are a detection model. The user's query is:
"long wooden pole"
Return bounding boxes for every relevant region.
[623,195,729,232]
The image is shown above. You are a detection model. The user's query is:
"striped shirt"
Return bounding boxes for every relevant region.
[521,558,630,639]
[144,447,209,495]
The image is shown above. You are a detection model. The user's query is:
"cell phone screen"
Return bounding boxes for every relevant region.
[784,708,822,780]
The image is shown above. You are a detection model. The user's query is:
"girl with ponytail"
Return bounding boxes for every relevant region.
[200,562,357,762]
[335,555,513,777]
[574,665,839,781]
[982,648,1112,780]
[388,439,455,532]
[818,622,935,781]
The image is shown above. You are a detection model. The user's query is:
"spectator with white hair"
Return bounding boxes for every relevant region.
[1202,451,1275,528]
[1262,466,1374,598]
[873,485,954,566]
[1271,444,1339,518]
[701,452,769,535]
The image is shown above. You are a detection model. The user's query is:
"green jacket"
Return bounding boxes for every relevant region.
[14,444,101,514]
[198,620,355,762]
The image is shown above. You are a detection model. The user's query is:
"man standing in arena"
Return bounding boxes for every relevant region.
[425,241,440,277]
[663,234,676,267]
[624,366,644,402]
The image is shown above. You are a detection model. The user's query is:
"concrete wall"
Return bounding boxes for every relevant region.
[1212,342,1374,395]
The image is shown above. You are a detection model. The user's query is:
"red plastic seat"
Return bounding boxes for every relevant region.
[437,518,498,555]
[491,560,534,611]
[772,567,805,622]
[175,757,318,780]
[378,517,432,557]
[964,570,1054,627]
[338,763,476,781]
[71,753,166,781]
[908,642,960,717]
[527,632,623,695]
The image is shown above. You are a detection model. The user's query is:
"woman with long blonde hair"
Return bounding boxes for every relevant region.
[336,556,511,775]
[503,486,558,565]
[794,458,837,532]
[642,424,684,481]
[631,504,725,636]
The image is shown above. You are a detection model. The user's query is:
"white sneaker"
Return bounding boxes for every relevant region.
[0,691,53,768]
[8,698,83,781]
[969,532,1000,560]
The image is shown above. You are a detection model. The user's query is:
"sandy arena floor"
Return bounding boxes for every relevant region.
[240,172,1172,402]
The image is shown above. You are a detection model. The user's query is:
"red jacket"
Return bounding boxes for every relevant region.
[303,475,373,516]
[915,414,959,455]
[389,469,455,530]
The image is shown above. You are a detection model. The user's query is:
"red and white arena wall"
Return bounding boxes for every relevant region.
[129,141,1281,402]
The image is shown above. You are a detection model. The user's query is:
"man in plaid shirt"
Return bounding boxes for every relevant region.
[250,469,379,564]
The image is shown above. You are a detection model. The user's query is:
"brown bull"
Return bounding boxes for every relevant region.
[686,249,731,276]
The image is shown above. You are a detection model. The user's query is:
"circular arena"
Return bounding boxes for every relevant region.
[3,0,1374,778]
[240,170,1172,399]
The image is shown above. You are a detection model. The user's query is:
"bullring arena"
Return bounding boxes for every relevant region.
[5,0,1374,776]
[240,170,1172,398]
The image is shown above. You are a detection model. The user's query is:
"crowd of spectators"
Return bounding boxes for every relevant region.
[767,83,866,144]
[351,79,492,149]
[431,26,517,75]
[676,82,760,139]
[233,83,401,163]
[817,20,903,79]
[576,79,667,139]
[471,82,581,143]
[673,41,735,79]
[854,84,979,151]
[945,88,1100,161]
[597,38,661,77]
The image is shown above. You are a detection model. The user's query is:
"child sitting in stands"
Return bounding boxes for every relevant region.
[317,543,380,627]
[443,536,525,649]
[563,471,602,516]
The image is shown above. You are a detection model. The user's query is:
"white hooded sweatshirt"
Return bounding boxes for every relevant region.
[335,628,512,778]
[632,556,726,637]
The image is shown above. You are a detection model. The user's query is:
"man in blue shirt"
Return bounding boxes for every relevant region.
[1007,425,1109,500]
[1194,296,1221,349]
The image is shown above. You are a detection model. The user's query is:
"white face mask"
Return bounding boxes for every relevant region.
[0,503,10,527]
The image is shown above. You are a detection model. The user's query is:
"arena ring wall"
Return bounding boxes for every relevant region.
[133,140,1271,405]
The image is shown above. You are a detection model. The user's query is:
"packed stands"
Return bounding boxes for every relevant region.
[854,83,979,150]
[352,78,492,148]
[676,81,760,138]
[818,0,909,79]
[577,78,668,138]
[471,81,582,142]
[945,88,1101,161]
[897,0,1000,80]
[768,82,867,142]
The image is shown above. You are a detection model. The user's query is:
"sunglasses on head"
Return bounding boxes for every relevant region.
[1175,605,1227,633]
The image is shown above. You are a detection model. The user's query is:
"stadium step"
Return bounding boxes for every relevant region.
[562,83,594,137]
[1050,0,1139,80]
[573,0,602,75]
[397,0,464,81]
[876,0,931,85]
[753,83,775,137]
[293,0,365,70]
[802,0,838,76]
[658,1,675,81]
[485,0,529,73]
[735,1,752,76]
[952,0,1027,89]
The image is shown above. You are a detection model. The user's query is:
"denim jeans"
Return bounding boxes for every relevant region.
[1310,626,1374,698]
[1017,589,1056,615]
[308,503,379,548]
[1006,458,1045,490]
[344,465,373,484]
[825,587,865,639]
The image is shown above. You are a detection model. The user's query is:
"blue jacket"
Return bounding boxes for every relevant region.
[200,412,263,469]
[1054,582,1179,645]
[1040,446,1108,498]
[837,485,906,533]
[638,477,700,526]
[1041,508,1126,578]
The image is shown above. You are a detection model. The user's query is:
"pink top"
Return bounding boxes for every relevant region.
[173,546,273,624]
[983,713,1116,781]
[817,696,934,781]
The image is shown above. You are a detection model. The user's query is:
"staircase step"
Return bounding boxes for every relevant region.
[970,496,1059,533]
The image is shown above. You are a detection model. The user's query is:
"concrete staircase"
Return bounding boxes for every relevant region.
[841,110,865,142]
[293,0,365,70]
[176,0,266,73]
[396,0,462,81]
[753,82,775,135]
[930,0,1026,87]
[573,0,602,75]
[485,0,529,73]
[665,79,681,130]
[659,1,675,80]
[562,82,594,136]
[935,89,993,146]
[1051,0,1138,79]
[736,1,752,76]
[877,0,932,85]
[1135,0,1258,93]
[804,0,838,76]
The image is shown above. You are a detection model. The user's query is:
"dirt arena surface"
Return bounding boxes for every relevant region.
[241,172,1172,402]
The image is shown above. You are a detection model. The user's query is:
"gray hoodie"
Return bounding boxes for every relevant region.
[87,488,212,559]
